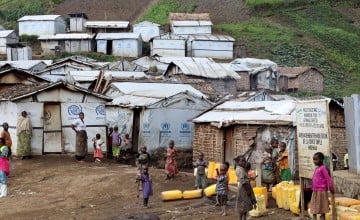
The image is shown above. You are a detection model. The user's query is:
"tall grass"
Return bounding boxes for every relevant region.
[137,0,181,24]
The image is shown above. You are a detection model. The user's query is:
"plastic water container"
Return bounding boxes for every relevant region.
[182,189,202,199]
[253,186,268,207]
[212,162,221,179]
[282,187,290,210]
[204,184,217,197]
[228,166,237,184]
[161,190,182,201]
[249,194,267,217]
[272,186,277,200]
[207,161,215,179]
[339,211,360,220]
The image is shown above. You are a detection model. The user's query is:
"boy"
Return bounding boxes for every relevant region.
[194,152,207,189]
[216,164,229,216]
[277,142,291,181]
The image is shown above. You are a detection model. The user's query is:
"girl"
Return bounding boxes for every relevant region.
[93,133,104,163]
[111,127,121,160]
[310,152,334,220]
[236,156,257,220]
[0,138,10,198]
[136,166,153,208]
[216,164,229,216]
[278,142,291,181]
[165,140,178,180]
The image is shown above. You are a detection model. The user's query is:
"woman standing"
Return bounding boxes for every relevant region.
[16,111,32,160]
[71,112,88,163]
[165,140,178,179]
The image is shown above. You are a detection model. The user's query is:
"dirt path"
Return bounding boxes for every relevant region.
[0,155,298,220]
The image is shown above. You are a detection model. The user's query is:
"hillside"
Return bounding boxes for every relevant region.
[0,0,359,98]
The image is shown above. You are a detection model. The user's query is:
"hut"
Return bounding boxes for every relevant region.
[133,21,163,42]
[278,66,324,93]
[192,100,297,175]
[95,33,142,57]
[18,15,66,36]
[105,82,213,152]
[0,30,19,54]
[150,33,187,57]
[85,21,130,34]
[163,60,241,100]
[6,43,32,61]
[38,33,94,54]
[0,73,111,155]
[169,13,212,36]
[187,35,235,59]
[68,13,88,32]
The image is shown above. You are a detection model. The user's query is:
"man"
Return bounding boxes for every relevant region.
[16,111,32,160]
[71,112,87,163]
[1,122,12,149]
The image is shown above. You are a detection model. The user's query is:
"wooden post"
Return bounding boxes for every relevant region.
[300,177,305,218]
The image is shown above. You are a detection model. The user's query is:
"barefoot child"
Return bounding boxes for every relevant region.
[277,142,291,181]
[236,156,257,220]
[310,152,334,220]
[0,138,10,198]
[194,152,207,189]
[93,134,104,163]
[111,127,121,160]
[136,166,153,208]
[216,164,229,216]
[136,146,151,170]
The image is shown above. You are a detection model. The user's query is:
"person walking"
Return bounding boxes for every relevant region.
[71,112,88,163]
[16,111,32,160]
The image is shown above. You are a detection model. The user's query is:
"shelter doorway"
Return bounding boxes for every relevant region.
[224,126,234,164]
[43,103,62,153]
[106,40,112,55]
[132,108,141,152]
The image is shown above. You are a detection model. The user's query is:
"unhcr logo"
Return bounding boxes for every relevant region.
[180,123,191,134]
[96,105,105,116]
[160,122,171,136]
[68,105,82,116]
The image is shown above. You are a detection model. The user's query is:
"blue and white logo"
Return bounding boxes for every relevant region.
[161,122,170,130]
[68,105,82,116]
[143,122,150,131]
[96,105,105,116]
[181,123,190,131]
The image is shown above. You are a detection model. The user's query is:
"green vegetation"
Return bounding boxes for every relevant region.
[20,34,39,44]
[137,0,181,24]
[0,0,63,29]
[43,52,119,62]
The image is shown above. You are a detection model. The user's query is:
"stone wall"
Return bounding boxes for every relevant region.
[193,124,223,162]
[329,105,347,170]
[236,72,250,90]
[298,70,324,92]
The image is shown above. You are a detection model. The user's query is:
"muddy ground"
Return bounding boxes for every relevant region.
[0,155,298,220]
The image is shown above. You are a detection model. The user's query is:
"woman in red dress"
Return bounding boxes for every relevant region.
[165,140,178,179]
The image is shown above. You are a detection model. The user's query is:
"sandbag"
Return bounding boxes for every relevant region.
[204,184,217,197]
[161,190,182,201]
[182,189,202,199]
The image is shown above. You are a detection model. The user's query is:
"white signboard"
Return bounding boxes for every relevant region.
[296,100,331,179]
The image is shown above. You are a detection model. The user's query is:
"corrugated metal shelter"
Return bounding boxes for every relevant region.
[133,21,163,42]
[0,30,19,54]
[37,63,94,82]
[18,15,66,36]
[0,81,112,155]
[68,13,88,32]
[150,34,187,57]
[85,21,130,33]
[38,33,94,54]
[187,34,235,59]
[192,100,297,176]
[105,82,212,152]
[0,60,48,73]
[6,43,32,61]
[95,33,142,57]
[169,13,212,35]
[163,61,241,99]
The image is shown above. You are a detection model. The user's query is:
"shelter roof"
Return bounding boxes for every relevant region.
[155,56,214,64]
[0,68,50,83]
[110,82,206,98]
[231,58,278,72]
[188,34,234,42]
[151,33,186,41]
[171,20,213,27]
[18,15,63,21]
[69,70,147,82]
[169,13,211,21]
[0,61,48,71]
[108,60,147,72]
[0,81,112,101]
[193,100,296,126]
[165,61,241,79]
[0,30,15,38]
[85,21,129,29]
[95,33,141,40]
[278,66,323,78]
[38,33,94,40]
[49,57,99,68]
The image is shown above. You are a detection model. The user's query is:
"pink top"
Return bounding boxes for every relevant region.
[312,165,334,192]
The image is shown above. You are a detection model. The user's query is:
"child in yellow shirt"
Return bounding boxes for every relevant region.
[277,142,291,181]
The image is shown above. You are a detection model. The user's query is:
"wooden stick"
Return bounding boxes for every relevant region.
[300,177,305,218]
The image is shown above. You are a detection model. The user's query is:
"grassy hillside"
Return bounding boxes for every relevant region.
[139,0,360,98]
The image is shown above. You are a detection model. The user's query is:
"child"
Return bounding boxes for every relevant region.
[136,166,153,208]
[136,146,151,170]
[194,152,207,189]
[277,142,291,181]
[111,127,121,160]
[107,127,113,157]
[93,134,104,163]
[236,156,257,220]
[0,138,10,198]
[262,146,275,191]
[310,152,334,220]
[216,164,229,216]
